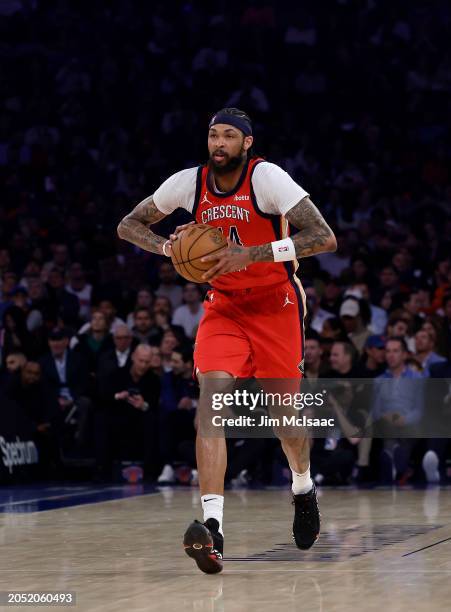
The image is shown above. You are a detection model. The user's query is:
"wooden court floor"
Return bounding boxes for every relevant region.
[0,486,450,611]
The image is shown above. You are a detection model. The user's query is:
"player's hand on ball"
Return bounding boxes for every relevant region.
[162,221,196,257]
[201,238,251,281]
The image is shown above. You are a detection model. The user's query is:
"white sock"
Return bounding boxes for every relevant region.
[291,465,313,495]
[201,494,224,535]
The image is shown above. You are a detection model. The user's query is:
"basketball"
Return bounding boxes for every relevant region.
[170,223,227,283]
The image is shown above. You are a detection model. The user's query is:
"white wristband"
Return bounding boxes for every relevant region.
[162,240,171,257]
[271,237,296,262]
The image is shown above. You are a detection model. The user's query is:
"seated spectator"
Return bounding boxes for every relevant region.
[372,337,424,483]
[71,310,113,374]
[400,290,424,333]
[103,345,161,478]
[42,243,70,278]
[126,287,154,327]
[98,299,125,332]
[158,346,198,484]
[355,335,386,378]
[304,329,329,379]
[155,261,183,309]
[5,361,51,432]
[305,285,333,333]
[132,307,162,344]
[40,327,91,445]
[414,329,446,374]
[148,345,163,377]
[65,262,93,321]
[373,265,400,305]
[346,283,387,335]
[386,313,415,352]
[0,305,36,359]
[172,283,204,339]
[327,341,358,378]
[77,299,125,335]
[319,277,342,315]
[339,297,371,354]
[45,267,80,328]
[5,360,59,475]
[98,324,136,385]
[152,295,186,341]
[159,329,180,372]
[0,271,18,318]
[8,285,44,333]
[319,316,348,362]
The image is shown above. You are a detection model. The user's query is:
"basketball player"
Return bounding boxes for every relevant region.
[117,108,337,574]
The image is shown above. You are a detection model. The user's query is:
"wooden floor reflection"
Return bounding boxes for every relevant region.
[0,486,450,611]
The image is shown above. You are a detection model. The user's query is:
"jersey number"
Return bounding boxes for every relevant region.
[219,225,243,246]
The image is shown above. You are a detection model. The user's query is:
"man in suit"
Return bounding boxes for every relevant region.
[97,324,137,398]
[39,327,91,445]
[101,344,161,479]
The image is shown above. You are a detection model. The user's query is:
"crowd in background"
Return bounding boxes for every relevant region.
[0,0,450,485]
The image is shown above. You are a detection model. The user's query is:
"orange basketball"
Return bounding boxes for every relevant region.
[170,224,227,283]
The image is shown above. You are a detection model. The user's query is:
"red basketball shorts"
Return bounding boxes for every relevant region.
[194,278,306,379]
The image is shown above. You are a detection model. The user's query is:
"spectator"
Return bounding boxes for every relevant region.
[327,341,358,378]
[155,262,183,309]
[355,335,386,378]
[304,330,328,379]
[46,268,80,328]
[71,310,113,374]
[39,327,91,445]
[126,287,154,328]
[372,337,424,483]
[98,324,136,379]
[305,285,333,333]
[5,361,51,432]
[0,305,36,359]
[148,345,163,377]
[339,297,371,354]
[158,346,198,484]
[172,283,204,339]
[400,290,424,332]
[77,299,125,335]
[132,307,162,344]
[319,277,342,315]
[414,329,446,374]
[65,263,93,321]
[105,344,161,477]
[42,243,70,278]
[386,314,415,352]
[159,330,180,372]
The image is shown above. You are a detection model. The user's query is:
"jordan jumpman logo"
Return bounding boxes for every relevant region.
[283,293,294,307]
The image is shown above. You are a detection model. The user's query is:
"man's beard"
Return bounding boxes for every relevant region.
[208,147,246,176]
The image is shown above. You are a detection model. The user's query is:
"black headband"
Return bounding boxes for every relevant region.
[209,112,252,136]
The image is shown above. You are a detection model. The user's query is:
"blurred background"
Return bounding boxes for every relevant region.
[0,0,450,487]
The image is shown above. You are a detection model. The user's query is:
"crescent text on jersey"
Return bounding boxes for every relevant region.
[201,204,251,224]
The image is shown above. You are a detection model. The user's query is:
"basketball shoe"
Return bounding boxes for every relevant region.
[183,518,223,574]
[292,483,321,549]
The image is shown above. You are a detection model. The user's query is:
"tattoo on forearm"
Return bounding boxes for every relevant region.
[248,197,336,263]
[117,196,167,254]
[286,197,336,258]
[248,243,274,262]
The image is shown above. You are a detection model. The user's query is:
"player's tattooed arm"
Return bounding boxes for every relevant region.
[285,196,337,258]
[117,196,168,255]
[247,197,337,262]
